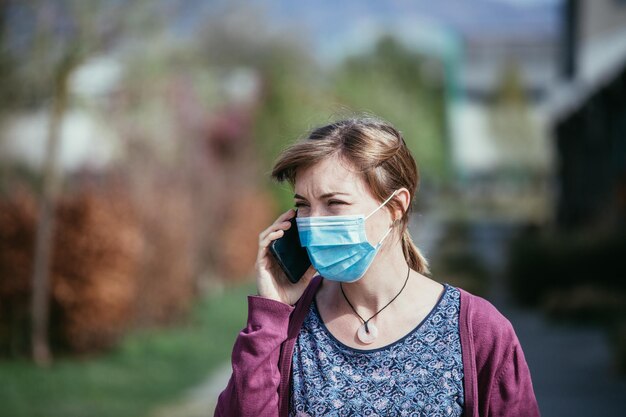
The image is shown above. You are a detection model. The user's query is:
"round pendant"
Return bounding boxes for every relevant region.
[357,322,378,344]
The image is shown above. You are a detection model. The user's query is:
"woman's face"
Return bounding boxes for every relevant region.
[294,154,395,247]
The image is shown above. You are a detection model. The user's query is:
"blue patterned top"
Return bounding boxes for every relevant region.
[290,284,464,417]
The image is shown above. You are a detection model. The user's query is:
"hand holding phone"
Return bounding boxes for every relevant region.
[256,209,315,305]
[269,214,311,283]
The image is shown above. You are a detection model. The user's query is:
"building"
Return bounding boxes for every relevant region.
[547,0,626,230]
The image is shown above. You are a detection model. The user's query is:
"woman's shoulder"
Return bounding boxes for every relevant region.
[455,286,520,353]
[453,286,540,416]
[457,287,512,326]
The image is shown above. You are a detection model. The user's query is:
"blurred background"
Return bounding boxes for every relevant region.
[0,0,625,416]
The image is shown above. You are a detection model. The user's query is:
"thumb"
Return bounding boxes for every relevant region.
[296,265,318,289]
[303,265,318,281]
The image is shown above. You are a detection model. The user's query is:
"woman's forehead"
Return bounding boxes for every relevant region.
[294,156,366,196]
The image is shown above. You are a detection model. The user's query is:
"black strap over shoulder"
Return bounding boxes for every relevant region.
[278,275,323,416]
[288,275,323,338]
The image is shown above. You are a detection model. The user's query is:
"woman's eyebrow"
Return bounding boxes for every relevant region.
[293,192,350,200]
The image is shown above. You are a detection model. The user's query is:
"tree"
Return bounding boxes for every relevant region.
[487,60,547,175]
[333,35,448,181]
[1,0,155,365]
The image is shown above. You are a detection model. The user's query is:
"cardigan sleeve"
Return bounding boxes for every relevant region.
[214,295,294,417]
[466,294,541,417]
[487,337,541,417]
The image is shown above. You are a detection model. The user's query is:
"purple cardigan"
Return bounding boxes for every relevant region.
[214,276,540,417]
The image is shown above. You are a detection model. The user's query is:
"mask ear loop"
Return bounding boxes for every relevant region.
[364,190,400,248]
[375,225,394,248]
[365,189,399,220]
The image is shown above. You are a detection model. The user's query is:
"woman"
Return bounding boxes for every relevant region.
[214,117,540,417]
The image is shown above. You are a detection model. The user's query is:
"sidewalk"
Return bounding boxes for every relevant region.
[503,303,626,417]
[149,363,231,417]
[467,219,626,417]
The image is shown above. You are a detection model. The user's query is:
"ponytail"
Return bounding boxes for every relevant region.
[401,229,430,275]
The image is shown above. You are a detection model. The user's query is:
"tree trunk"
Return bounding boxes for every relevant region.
[31,61,72,366]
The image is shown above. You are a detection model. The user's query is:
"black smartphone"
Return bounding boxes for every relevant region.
[269,214,311,284]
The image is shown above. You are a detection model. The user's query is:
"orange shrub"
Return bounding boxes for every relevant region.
[216,188,276,282]
[0,179,198,355]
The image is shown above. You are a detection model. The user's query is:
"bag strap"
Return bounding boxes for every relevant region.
[278,275,323,416]
[289,275,323,336]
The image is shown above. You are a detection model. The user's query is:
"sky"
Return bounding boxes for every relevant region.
[494,0,561,5]
[172,0,563,65]
[246,0,563,63]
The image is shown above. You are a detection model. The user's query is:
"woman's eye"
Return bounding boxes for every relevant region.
[294,202,308,208]
[328,200,346,205]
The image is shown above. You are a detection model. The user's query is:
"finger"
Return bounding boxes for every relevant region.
[258,219,292,245]
[274,208,295,224]
[259,210,294,239]
[259,229,285,249]
[300,265,317,283]
[287,265,317,290]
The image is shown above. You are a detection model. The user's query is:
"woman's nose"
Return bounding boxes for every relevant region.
[308,205,328,217]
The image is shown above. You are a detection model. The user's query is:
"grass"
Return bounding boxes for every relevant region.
[0,282,255,417]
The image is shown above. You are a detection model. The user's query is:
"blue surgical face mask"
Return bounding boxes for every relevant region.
[296,190,398,283]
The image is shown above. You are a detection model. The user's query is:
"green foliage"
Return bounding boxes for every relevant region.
[487,60,546,172]
[253,61,336,211]
[0,282,254,417]
[0,0,156,111]
[254,35,449,214]
[332,36,449,181]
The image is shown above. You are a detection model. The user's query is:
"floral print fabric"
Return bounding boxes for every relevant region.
[290,284,464,417]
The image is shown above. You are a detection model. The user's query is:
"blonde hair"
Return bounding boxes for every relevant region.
[271,117,430,275]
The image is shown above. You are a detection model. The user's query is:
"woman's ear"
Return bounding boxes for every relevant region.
[392,188,411,222]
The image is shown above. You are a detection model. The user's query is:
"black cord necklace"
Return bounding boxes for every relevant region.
[340,265,411,344]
